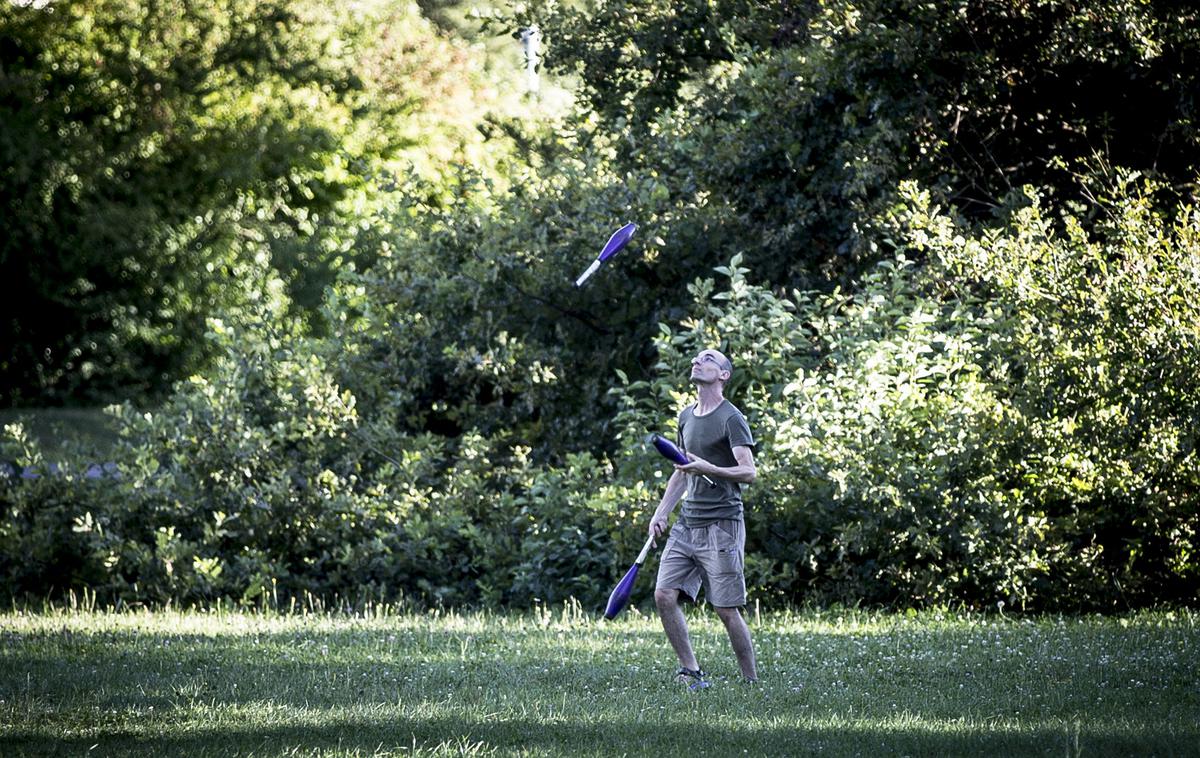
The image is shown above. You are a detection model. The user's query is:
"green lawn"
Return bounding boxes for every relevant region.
[1,605,1196,756]
[0,407,119,459]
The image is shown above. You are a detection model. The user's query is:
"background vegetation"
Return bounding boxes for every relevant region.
[2,0,1198,612]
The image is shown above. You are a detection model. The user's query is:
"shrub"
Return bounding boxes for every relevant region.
[610,180,1200,610]
[5,177,1197,611]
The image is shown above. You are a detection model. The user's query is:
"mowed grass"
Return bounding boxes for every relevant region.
[0,407,119,459]
[1,603,1197,757]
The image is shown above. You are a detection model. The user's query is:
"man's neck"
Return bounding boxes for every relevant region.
[693,383,725,415]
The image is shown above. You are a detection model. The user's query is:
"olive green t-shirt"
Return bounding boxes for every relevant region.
[677,399,755,526]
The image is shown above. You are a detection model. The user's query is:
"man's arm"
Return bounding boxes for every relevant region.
[676,445,756,484]
[648,469,688,544]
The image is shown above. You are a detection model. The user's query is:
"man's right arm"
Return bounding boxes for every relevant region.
[649,469,687,544]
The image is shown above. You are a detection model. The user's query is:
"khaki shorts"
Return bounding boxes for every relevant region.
[655,519,746,608]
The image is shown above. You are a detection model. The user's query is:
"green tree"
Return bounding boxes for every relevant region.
[0,0,496,405]
[518,0,1200,286]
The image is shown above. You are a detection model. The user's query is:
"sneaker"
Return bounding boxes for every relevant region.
[675,667,710,691]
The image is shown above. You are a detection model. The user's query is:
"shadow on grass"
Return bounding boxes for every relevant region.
[0,714,1172,757]
[4,619,1197,756]
[7,621,1195,719]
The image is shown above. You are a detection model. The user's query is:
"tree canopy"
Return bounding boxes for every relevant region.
[0,0,499,404]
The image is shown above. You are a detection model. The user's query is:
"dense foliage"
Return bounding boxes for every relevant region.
[5,182,1198,610]
[0,0,496,404]
[523,0,1200,284]
[3,0,1199,610]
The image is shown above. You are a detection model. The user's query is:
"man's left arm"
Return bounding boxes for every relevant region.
[677,445,756,484]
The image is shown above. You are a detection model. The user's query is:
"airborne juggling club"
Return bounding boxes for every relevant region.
[603,534,655,619]
[574,222,637,287]
[649,433,715,485]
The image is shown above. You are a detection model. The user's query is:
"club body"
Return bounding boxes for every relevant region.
[603,563,641,620]
[574,222,637,287]
[649,433,715,485]
[603,534,655,619]
[599,222,638,262]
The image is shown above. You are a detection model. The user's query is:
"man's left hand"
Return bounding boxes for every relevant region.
[675,453,714,477]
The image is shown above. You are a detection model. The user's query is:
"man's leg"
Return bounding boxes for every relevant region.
[714,605,758,681]
[655,587,700,671]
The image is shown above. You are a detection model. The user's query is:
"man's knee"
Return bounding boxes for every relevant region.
[654,587,680,608]
[713,605,743,624]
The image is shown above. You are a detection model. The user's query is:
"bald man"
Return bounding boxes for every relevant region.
[648,348,758,689]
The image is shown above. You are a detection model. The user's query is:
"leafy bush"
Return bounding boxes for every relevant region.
[1,293,643,610]
[0,424,118,598]
[5,175,1198,611]
[610,253,1037,608]
[5,176,1199,611]
[898,179,1200,608]
[609,181,1200,610]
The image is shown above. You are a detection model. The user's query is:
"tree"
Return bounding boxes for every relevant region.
[0,0,496,405]
[518,0,1200,286]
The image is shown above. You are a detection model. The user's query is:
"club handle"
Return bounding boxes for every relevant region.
[635,534,655,565]
[574,259,601,287]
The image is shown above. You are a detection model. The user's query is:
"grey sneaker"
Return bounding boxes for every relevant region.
[675,667,710,691]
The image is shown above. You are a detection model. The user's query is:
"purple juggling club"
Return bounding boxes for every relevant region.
[603,534,655,619]
[650,433,715,485]
[574,222,637,287]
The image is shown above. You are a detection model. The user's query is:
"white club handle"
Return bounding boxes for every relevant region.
[635,533,656,565]
[574,259,601,287]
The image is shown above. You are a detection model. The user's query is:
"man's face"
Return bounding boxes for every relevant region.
[690,349,731,385]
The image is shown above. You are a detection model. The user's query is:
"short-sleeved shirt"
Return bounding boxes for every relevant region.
[676,399,755,526]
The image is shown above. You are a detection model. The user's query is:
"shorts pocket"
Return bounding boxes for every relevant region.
[710,523,743,576]
[707,569,746,608]
[711,520,741,547]
[714,548,742,576]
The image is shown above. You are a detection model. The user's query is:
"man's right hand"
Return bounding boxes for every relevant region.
[649,516,668,546]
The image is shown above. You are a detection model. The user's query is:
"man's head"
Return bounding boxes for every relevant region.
[689,348,733,387]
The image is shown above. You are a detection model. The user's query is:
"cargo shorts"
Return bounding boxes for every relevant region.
[655,518,746,608]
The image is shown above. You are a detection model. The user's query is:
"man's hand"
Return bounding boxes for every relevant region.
[675,452,715,477]
[648,515,669,547]
[675,447,757,485]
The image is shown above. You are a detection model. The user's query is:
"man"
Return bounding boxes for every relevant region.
[648,347,758,690]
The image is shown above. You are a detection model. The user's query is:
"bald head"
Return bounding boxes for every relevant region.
[690,348,733,386]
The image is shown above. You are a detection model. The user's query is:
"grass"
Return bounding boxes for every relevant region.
[0,407,119,459]
[1,603,1196,756]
